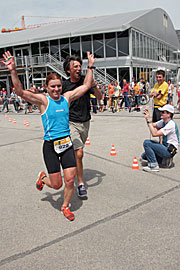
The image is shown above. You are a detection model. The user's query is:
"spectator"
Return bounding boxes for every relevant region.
[122,79,130,110]
[138,78,145,94]
[167,79,174,105]
[90,92,97,114]
[98,83,104,112]
[141,104,179,172]
[176,82,180,111]
[130,77,135,90]
[149,70,169,122]
[108,81,115,108]
[2,88,9,113]
[103,85,108,110]
[133,80,141,111]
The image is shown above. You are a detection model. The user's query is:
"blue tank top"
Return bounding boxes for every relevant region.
[41,95,70,140]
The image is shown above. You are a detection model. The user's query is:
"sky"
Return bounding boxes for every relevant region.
[0,0,180,31]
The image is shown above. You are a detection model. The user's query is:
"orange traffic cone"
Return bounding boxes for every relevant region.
[85,137,91,145]
[24,120,26,126]
[13,119,16,123]
[110,144,117,156]
[132,156,139,170]
[9,118,12,122]
[5,114,8,118]
[26,121,29,127]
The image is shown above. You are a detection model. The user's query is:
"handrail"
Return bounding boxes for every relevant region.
[0,53,118,84]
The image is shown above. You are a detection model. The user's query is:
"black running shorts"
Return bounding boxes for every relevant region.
[43,138,76,174]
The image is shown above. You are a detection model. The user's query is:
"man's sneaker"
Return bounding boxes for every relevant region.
[143,165,159,172]
[77,184,87,197]
[61,206,75,221]
[36,172,47,191]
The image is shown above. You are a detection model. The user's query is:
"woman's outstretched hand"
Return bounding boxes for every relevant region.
[2,51,16,71]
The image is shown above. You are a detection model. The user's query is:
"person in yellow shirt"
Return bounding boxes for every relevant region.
[150,70,168,122]
[133,81,141,111]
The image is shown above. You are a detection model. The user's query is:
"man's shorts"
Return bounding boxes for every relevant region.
[69,121,90,150]
[43,138,76,174]
[152,107,162,122]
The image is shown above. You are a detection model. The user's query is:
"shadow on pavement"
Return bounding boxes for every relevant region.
[41,168,106,212]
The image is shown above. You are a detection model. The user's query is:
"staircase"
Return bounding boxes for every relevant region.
[1,53,116,85]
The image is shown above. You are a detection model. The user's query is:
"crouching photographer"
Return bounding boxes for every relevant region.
[141,104,179,172]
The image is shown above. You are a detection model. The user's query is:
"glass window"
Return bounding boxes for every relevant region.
[118,67,129,87]
[143,36,147,59]
[133,67,137,80]
[105,32,116,57]
[136,32,139,57]
[140,34,143,58]
[150,39,153,59]
[81,35,92,59]
[60,38,69,60]
[146,37,150,59]
[70,37,80,56]
[166,47,170,62]
[0,48,5,57]
[40,41,49,54]
[132,31,136,57]
[117,30,129,57]
[31,43,40,55]
[154,40,158,60]
[93,34,104,58]
[5,47,13,55]
[50,39,60,59]
[106,68,117,81]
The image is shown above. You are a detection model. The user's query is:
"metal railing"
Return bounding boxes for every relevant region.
[0,53,116,84]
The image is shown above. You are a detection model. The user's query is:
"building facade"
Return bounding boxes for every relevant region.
[0,8,179,93]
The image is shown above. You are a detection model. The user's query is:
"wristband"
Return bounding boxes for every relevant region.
[147,120,152,124]
[87,66,96,69]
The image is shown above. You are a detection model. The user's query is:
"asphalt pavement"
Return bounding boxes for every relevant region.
[0,104,180,270]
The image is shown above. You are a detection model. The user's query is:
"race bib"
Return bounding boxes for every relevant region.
[54,136,72,154]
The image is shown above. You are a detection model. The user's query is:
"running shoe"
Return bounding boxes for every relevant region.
[36,172,47,191]
[61,206,75,221]
[77,184,87,197]
[143,165,159,172]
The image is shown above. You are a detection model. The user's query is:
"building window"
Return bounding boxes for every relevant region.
[136,32,140,57]
[118,67,129,86]
[106,68,117,81]
[50,39,60,59]
[149,38,153,60]
[93,34,104,58]
[146,37,150,59]
[81,35,92,59]
[70,37,80,56]
[132,31,136,57]
[105,32,116,58]
[40,41,49,54]
[31,43,40,55]
[60,38,69,60]
[139,34,143,58]
[117,30,129,57]
[143,36,147,59]
[163,14,168,28]
[0,48,5,56]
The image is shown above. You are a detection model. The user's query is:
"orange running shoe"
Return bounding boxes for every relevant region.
[36,172,47,191]
[61,206,75,221]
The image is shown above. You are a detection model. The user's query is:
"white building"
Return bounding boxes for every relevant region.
[0,8,179,93]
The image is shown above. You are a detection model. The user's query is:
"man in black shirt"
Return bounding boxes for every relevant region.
[62,53,102,197]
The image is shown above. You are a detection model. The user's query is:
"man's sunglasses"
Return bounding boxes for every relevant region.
[160,110,169,114]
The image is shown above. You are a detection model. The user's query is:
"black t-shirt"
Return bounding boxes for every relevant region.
[62,76,92,123]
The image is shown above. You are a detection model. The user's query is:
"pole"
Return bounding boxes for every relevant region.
[25,56,30,89]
